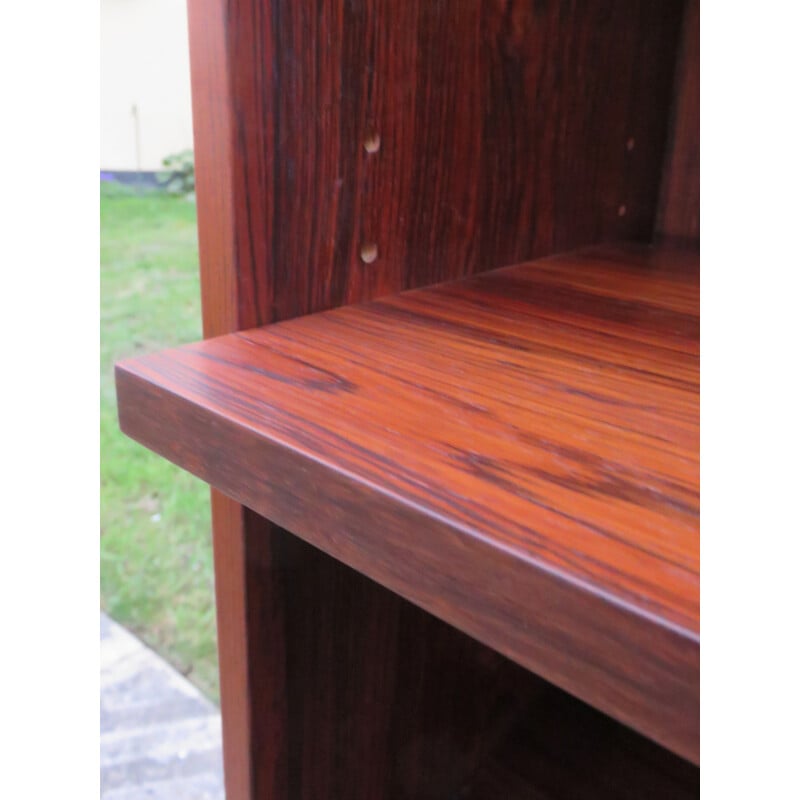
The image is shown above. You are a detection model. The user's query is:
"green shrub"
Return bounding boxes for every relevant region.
[160,149,195,198]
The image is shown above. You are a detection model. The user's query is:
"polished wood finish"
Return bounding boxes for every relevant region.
[658,0,700,240]
[187,0,237,341]
[206,0,684,329]
[124,0,705,794]
[206,493,252,800]
[227,518,698,798]
[176,1,696,796]
[241,524,551,799]
[117,243,699,762]
[464,681,699,799]
[187,3,253,796]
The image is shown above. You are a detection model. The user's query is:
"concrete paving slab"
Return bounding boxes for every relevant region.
[100,613,224,799]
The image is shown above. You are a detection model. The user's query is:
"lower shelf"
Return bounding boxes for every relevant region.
[465,681,698,799]
[223,513,696,799]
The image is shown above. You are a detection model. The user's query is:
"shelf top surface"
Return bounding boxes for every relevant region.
[122,243,699,636]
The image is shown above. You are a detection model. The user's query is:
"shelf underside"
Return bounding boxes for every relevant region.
[464,678,698,799]
[117,242,699,762]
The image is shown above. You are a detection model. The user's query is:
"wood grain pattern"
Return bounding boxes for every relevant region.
[242,524,553,799]
[117,243,700,762]
[657,0,700,240]
[222,0,685,326]
[463,681,698,799]
[239,522,698,798]
[186,2,253,797]
[187,0,237,340]
[180,1,696,794]
[184,0,620,800]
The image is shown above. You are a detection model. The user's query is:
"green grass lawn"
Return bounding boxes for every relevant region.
[100,183,219,701]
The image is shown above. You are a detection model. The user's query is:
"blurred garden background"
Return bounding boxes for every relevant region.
[101,0,218,704]
[100,180,219,702]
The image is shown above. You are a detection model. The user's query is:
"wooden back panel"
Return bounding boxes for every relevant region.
[197,0,686,335]
[658,0,700,240]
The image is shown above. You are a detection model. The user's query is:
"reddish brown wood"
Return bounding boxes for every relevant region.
[186,0,237,340]
[464,682,698,799]
[187,0,568,793]
[206,493,252,800]
[174,1,696,795]
[657,0,700,240]
[217,0,684,326]
[234,522,698,798]
[187,4,247,795]
[117,243,699,763]
[241,523,553,798]
[186,3,252,798]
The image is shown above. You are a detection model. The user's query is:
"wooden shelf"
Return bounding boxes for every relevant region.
[116,242,699,763]
[463,679,699,799]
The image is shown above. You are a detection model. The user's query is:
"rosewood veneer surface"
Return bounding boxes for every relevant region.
[464,680,699,799]
[116,243,700,762]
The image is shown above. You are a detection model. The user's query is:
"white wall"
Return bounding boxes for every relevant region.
[101,0,194,171]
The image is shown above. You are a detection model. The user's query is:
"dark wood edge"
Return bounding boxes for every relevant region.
[116,364,699,763]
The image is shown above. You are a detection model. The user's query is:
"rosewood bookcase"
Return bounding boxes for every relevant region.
[116,0,700,797]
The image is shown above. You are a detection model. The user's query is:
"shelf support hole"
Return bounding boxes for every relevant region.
[364,133,381,154]
[360,243,378,263]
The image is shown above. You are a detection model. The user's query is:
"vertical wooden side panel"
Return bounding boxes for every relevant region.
[657,0,700,240]
[187,3,252,799]
[208,493,252,800]
[186,0,238,339]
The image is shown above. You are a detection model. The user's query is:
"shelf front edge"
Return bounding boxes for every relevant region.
[115,358,699,763]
